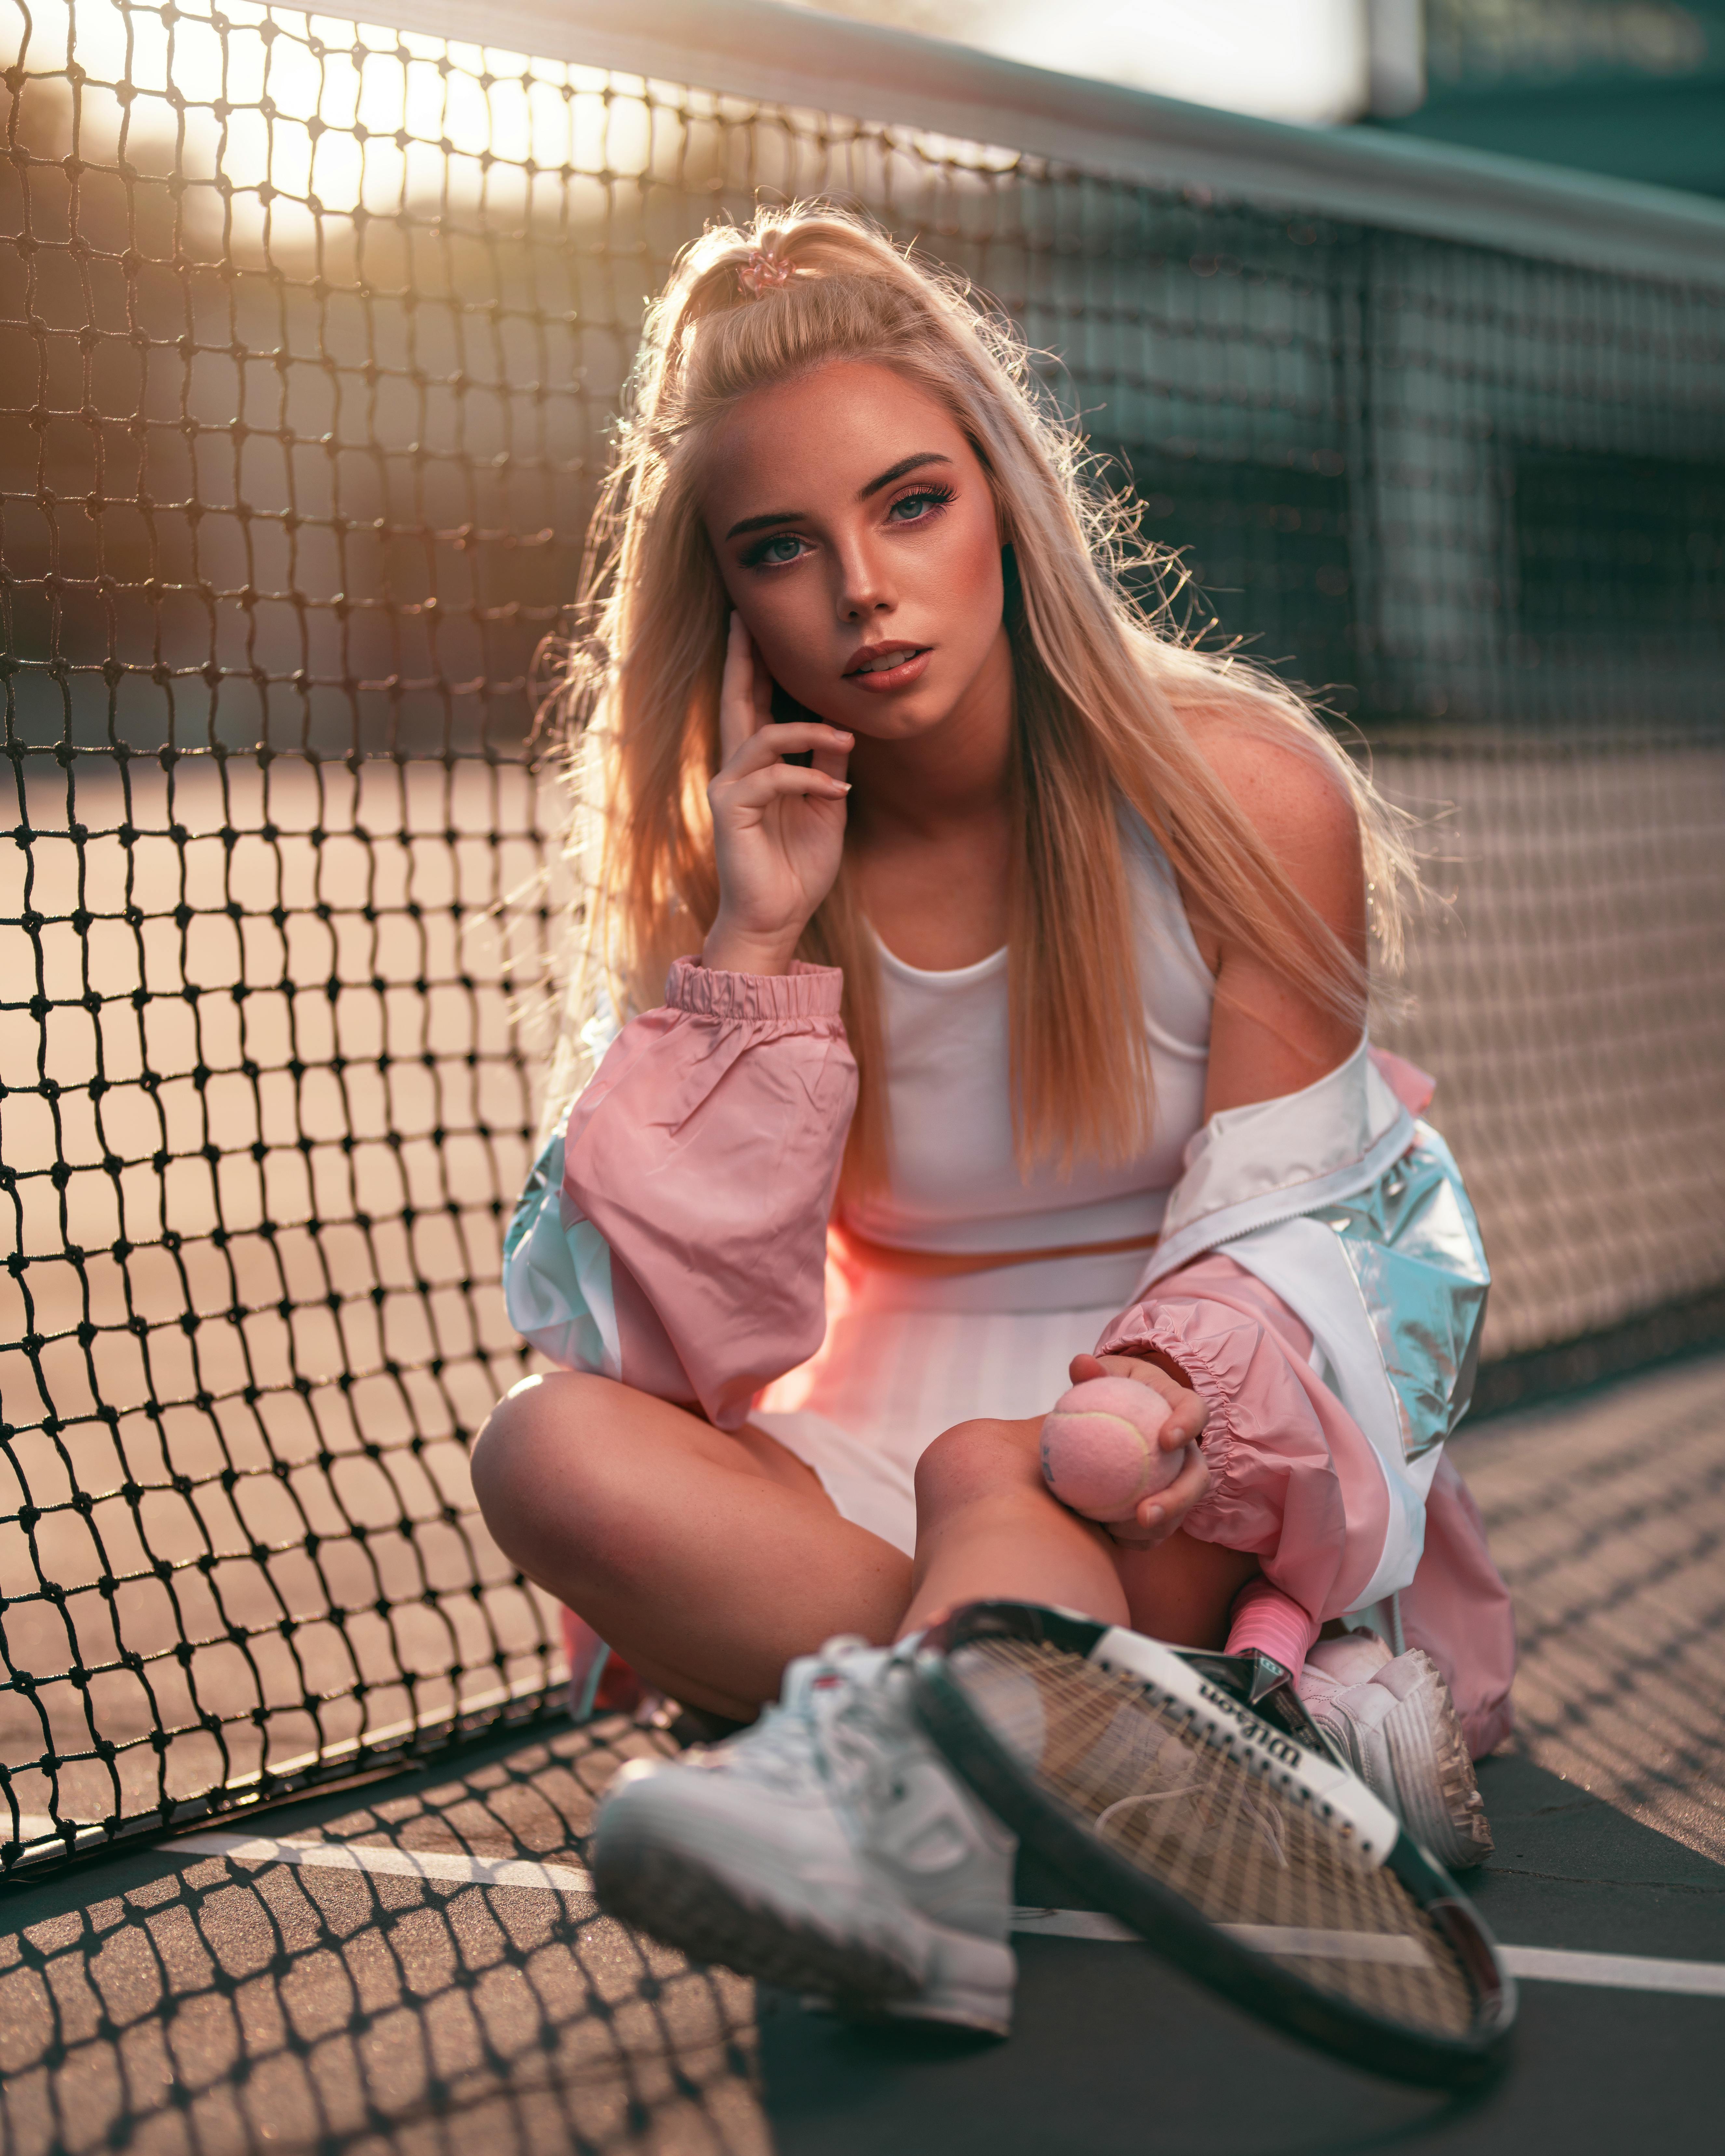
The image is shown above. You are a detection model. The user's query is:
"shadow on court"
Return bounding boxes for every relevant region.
[0,1717,761,2155]
[0,1746,1716,2156]
[760,1752,1724,2156]
[1,1355,1721,2153]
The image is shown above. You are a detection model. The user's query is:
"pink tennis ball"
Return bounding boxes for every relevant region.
[1041,1377,1184,1523]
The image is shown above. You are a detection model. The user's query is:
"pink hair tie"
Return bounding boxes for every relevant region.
[737,249,794,299]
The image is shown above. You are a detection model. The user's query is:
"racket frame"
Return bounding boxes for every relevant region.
[911,1601,1517,2089]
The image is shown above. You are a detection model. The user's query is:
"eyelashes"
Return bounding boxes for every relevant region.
[741,531,809,569]
[739,483,957,569]
[887,482,956,523]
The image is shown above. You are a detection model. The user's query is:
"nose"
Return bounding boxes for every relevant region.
[833,532,895,622]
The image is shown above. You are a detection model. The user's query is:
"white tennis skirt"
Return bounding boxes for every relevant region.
[751,1248,1150,1557]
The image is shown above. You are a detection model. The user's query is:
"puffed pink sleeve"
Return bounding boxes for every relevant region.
[1096,1252,1515,1753]
[560,956,857,1431]
[1095,1252,1392,1623]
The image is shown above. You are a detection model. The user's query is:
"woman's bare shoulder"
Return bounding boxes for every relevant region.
[1173,692,1364,941]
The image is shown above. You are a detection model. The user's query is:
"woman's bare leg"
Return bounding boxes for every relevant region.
[903,1415,1257,1648]
[1113,1535,1259,1648]
[902,1415,1130,1635]
[470,1372,911,1720]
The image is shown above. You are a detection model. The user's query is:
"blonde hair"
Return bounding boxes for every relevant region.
[547,205,1414,1189]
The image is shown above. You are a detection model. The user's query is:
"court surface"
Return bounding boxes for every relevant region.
[3,1350,1721,2156]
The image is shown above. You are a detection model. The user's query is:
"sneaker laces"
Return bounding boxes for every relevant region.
[685,1698,813,1798]
[809,1640,920,1816]
[694,1635,877,1796]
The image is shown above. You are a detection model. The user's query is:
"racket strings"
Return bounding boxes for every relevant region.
[956,1638,1478,2038]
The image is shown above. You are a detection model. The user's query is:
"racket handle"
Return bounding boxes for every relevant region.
[1226,1577,1321,1675]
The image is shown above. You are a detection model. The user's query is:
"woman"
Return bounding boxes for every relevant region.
[472,208,1514,2036]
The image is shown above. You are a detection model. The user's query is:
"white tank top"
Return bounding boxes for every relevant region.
[840,816,1215,1260]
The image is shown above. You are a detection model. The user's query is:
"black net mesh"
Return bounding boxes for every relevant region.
[3,0,1722,1869]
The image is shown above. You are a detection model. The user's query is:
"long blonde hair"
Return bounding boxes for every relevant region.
[548,205,1414,1189]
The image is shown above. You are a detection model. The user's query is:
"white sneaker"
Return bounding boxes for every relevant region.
[1297,1633,1493,1870]
[590,1636,1018,2034]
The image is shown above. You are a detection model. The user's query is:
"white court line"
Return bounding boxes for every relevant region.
[1009,1908,1725,1997]
[175,1833,595,1898]
[178,1833,1725,2000]
[1009,1908,1138,1943]
[1497,1944,1725,1998]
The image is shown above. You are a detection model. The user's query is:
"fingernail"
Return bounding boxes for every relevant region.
[833,780,852,792]
[835,729,854,742]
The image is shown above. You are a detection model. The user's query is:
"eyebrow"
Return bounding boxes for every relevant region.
[722,452,953,541]
[858,451,952,499]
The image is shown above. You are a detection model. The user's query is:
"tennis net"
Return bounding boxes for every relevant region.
[3,0,1723,1870]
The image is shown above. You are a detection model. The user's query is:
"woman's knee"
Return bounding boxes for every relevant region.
[914,1415,1042,1512]
[469,1370,610,1523]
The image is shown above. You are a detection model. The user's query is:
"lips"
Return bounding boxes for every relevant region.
[846,642,923,675]
[844,643,931,693]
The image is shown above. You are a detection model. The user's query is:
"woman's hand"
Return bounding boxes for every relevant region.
[703,613,853,975]
[1065,1349,1210,1548]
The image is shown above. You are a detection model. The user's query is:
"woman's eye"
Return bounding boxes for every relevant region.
[888,486,955,524]
[745,532,807,568]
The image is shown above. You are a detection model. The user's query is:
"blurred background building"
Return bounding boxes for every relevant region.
[787,0,1725,194]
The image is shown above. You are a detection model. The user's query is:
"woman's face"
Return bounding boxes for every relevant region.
[700,359,1009,742]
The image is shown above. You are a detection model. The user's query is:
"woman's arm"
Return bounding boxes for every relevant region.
[1183,716,1367,1118]
[505,616,859,1427]
[1096,1253,1392,1625]
[1087,722,1372,1553]
[504,957,858,1431]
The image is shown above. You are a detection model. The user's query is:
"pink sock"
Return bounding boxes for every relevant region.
[1226,1578,1321,1673]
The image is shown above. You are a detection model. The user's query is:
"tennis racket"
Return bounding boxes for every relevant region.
[910,1602,1515,2088]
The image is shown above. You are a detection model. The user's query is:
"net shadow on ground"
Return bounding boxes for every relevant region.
[1453,1350,1725,1865]
[0,1715,764,2156]
[2,1354,1722,2154]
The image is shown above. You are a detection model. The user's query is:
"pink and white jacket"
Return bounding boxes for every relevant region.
[503,956,1516,1757]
